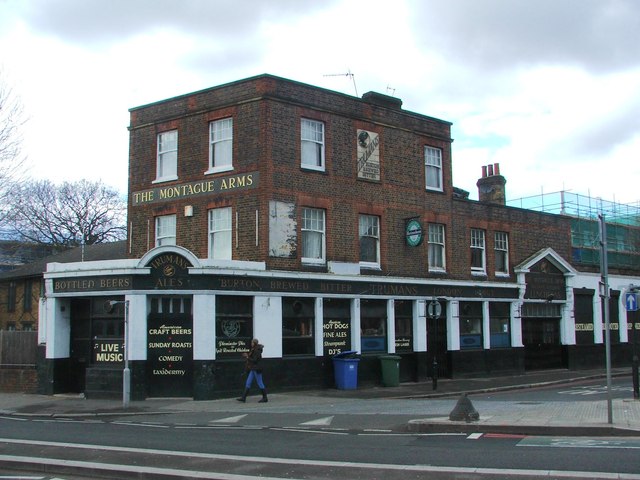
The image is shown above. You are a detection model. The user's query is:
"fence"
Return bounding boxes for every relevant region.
[0,330,38,366]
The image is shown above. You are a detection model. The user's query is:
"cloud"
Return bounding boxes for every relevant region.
[20,0,339,45]
[564,105,640,158]
[412,0,640,74]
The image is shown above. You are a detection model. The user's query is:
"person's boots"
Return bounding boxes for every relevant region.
[237,388,249,403]
[259,388,268,403]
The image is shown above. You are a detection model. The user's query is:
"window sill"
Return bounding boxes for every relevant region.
[359,262,381,271]
[302,258,326,266]
[426,186,444,193]
[204,165,234,175]
[495,272,510,278]
[428,268,447,274]
[301,165,326,173]
[152,175,178,184]
[471,270,487,277]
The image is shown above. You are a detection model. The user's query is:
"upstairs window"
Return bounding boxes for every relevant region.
[495,232,509,275]
[359,214,380,267]
[208,207,232,260]
[425,146,443,191]
[156,130,178,182]
[301,119,325,170]
[470,228,486,274]
[155,214,176,246]
[302,208,326,264]
[428,223,446,271]
[208,118,233,173]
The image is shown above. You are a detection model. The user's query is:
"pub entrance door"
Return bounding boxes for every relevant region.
[522,303,564,370]
[147,296,193,397]
[522,304,566,370]
[426,302,449,379]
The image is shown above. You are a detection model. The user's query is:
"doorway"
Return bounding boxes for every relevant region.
[426,302,448,378]
[523,317,563,370]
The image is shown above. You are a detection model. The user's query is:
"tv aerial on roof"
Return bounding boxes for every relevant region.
[323,69,358,97]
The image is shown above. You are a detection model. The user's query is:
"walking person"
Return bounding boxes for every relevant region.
[237,338,268,403]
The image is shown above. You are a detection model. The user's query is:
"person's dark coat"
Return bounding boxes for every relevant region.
[245,343,264,372]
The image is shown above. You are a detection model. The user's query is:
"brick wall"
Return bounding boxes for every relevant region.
[126,74,573,282]
[0,367,38,393]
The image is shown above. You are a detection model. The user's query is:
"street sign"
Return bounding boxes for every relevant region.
[625,292,638,311]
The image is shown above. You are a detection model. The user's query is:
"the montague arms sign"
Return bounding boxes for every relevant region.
[131,171,259,206]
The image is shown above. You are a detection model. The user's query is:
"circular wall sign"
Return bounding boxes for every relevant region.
[405,219,423,247]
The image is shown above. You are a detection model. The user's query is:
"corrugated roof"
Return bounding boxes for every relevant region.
[0,241,128,280]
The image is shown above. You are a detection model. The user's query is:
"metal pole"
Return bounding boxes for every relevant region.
[599,214,613,424]
[630,286,639,400]
[633,311,639,400]
[123,300,130,409]
[429,298,440,391]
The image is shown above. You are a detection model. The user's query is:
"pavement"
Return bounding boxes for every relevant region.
[1,368,640,479]
[1,367,638,436]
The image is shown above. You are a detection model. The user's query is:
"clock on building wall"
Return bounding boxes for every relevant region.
[405,219,423,247]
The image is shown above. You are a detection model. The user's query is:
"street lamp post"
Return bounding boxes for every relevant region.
[627,284,639,400]
[598,214,613,424]
[428,298,442,390]
[108,299,130,409]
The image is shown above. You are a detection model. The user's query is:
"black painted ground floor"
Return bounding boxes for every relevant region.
[38,245,639,400]
[36,343,638,400]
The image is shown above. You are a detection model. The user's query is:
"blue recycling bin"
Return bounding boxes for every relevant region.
[333,350,360,390]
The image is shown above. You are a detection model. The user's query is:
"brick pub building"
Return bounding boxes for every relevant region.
[38,75,640,399]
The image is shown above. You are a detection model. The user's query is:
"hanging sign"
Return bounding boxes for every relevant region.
[405,219,423,247]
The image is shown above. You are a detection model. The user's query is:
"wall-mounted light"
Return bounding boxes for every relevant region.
[184,206,193,217]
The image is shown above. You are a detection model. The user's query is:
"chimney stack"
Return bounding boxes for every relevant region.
[476,163,506,205]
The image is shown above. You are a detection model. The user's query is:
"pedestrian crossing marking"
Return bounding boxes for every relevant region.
[467,433,483,440]
[209,414,248,424]
[300,416,334,426]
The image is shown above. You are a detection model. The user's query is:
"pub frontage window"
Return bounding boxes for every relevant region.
[489,302,510,348]
[574,289,595,344]
[323,298,351,356]
[282,297,315,356]
[394,300,413,352]
[216,295,253,357]
[460,301,483,349]
[604,291,620,344]
[360,299,387,353]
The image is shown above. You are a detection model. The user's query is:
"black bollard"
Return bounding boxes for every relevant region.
[449,394,480,422]
[432,357,438,390]
[633,354,639,400]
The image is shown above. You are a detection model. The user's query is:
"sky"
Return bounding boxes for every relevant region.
[0,0,639,206]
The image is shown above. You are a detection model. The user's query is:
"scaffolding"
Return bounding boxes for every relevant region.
[507,191,640,269]
[506,190,640,227]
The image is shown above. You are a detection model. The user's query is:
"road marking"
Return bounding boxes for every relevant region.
[300,415,334,426]
[467,433,483,440]
[1,439,639,480]
[558,385,632,396]
[484,433,527,439]
[271,427,348,435]
[0,476,46,479]
[520,436,640,449]
[209,414,248,424]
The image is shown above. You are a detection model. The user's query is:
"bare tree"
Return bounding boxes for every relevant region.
[0,73,28,229]
[7,179,127,246]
